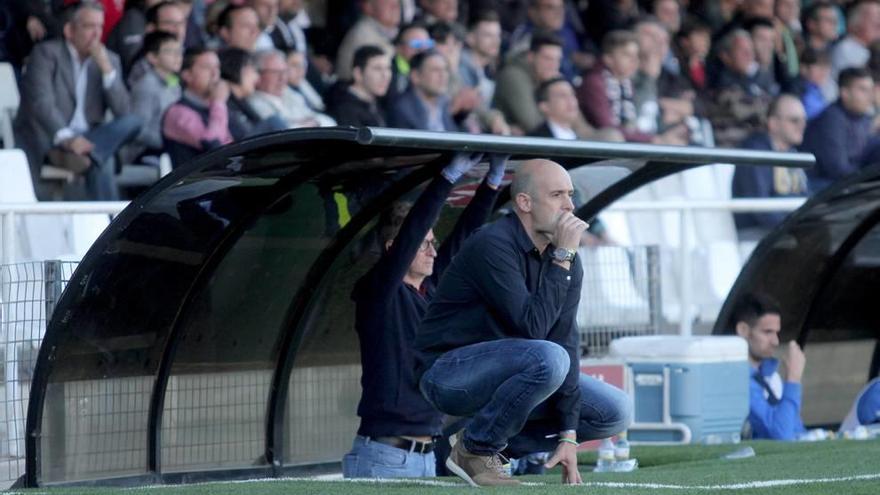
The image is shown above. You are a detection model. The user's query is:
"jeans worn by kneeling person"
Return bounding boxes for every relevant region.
[342,435,436,478]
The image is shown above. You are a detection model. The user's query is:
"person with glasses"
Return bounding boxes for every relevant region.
[382,22,433,108]
[732,94,809,241]
[344,153,508,479]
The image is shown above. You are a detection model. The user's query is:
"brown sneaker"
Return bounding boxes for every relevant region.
[445,434,521,487]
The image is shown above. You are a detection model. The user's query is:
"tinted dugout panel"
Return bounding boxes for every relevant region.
[37,177,250,483]
[161,182,329,472]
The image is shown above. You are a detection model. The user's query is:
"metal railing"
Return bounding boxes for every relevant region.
[604,198,807,335]
[0,202,128,265]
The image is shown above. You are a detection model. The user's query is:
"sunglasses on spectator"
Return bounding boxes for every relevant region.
[408,39,435,50]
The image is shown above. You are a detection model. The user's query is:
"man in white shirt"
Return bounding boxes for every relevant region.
[14,1,140,200]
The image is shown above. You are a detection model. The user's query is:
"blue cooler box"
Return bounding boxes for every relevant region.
[609,336,749,444]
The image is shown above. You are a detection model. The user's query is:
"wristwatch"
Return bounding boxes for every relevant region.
[550,247,577,263]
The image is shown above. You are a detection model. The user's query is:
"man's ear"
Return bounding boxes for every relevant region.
[735,321,750,339]
[514,192,531,212]
[384,239,393,251]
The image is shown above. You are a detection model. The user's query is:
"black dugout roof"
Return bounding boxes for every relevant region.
[25,128,812,487]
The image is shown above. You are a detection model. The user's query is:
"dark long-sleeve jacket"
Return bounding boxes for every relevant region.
[801,101,872,192]
[351,175,500,437]
[415,213,584,431]
[732,132,808,230]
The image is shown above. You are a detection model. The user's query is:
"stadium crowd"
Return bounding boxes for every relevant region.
[3,0,880,206]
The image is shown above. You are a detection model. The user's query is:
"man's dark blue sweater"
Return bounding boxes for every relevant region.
[351,175,500,438]
[732,132,808,230]
[414,213,584,432]
[801,101,872,192]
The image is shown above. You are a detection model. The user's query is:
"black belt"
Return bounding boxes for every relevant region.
[371,436,435,454]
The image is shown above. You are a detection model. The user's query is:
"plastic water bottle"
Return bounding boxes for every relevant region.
[594,438,615,472]
[614,432,630,462]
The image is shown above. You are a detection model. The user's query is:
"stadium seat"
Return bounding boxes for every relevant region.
[0,63,18,149]
[0,149,108,262]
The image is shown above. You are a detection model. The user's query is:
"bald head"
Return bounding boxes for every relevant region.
[511,158,576,248]
[511,159,566,202]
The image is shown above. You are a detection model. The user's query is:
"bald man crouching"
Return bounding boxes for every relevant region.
[414,159,633,486]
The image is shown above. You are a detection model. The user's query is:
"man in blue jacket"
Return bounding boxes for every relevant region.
[415,159,632,486]
[343,153,506,478]
[733,293,807,440]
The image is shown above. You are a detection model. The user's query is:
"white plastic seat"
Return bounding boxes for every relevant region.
[0,62,19,149]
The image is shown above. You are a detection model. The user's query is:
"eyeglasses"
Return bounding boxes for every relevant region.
[407,39,435,50]
[419,239,439,252]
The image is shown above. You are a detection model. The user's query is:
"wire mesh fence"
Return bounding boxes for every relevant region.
[577,245,662,357]
[0,260,76,487]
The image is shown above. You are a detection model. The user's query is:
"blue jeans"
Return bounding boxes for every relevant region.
[342,435,437,479]
[420,339,633,456]
[83,114,142,200]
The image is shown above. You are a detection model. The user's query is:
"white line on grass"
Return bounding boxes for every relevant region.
[579,472,880,490]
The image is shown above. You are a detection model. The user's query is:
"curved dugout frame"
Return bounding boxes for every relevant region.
[713,164,880,377]
[25,127,812,487]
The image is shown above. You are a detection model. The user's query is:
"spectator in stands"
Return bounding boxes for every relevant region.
[415,158,632,487]
[802,1,838,56]
[579,29,687,144]
[430,22,485,132]
[250,0,283,51]
[286,49,327,113]
[707,29,774,148]
[493,32,562,134]
[327,45,391,126]
[0,1,59,74]
[508,0,588,81]
[652,0,680,35]
[745,17,783,96]
[674,18,711,92]
[732,94,809,240]
[387,49,457,131]
[335,0,400,81]
[107,0,186,77]
[126,1,189,85]
[125,31,183,163]
[460,11,502,108]
[249,49,335,127]
[801,68,875,192]
[106,0,162,76]
[733,293,807,441]
[792,48,831,120]
[415,0,458,26]
[218,4,261,52]
[528,76,579,138]
[830,0,880,80]
[14,1,140,201]
[218,47,286,140]
[633,17,698,140]
[385,23,433,107]
[774,0,802,82]
[344,152,505,479]
[162,47,233,167]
